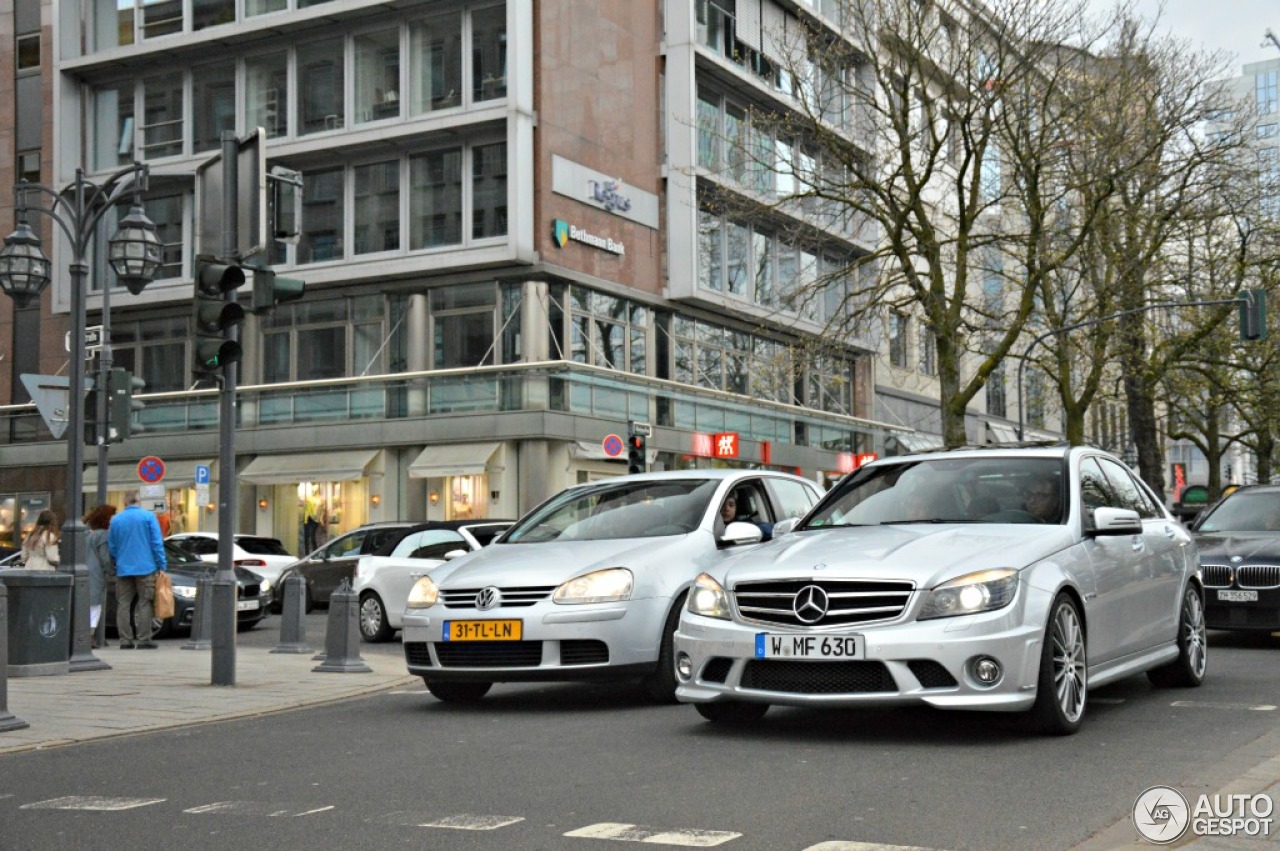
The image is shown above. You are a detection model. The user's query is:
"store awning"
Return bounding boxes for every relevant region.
[240,449,380,486]
[887,432,943,454]
[570,439,625,462]
[408,442,502,479]
[83,459,214,491]
[986,422,1020,444]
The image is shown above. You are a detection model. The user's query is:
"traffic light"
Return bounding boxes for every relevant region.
[83,372,103,446]
[192,255,247,376]
[108,367,145,441]
[251,266,305,315]
[627,433,647,475]
[1239,288,1267,341]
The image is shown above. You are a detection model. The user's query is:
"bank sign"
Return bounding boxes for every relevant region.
[551,154,659,229]
[552,219,625,255]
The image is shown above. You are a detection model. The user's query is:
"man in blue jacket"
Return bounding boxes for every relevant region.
[108,490,167,649]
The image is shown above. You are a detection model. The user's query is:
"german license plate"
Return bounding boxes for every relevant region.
[236,599,259,611]
[756,633,862,659]
[445,620,522,641]
[1218,589,1258,602]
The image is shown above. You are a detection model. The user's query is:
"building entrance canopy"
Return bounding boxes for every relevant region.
[408,442,502,478]
[239,449,381,485]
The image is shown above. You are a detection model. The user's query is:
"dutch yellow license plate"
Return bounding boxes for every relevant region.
[445,620,522,641]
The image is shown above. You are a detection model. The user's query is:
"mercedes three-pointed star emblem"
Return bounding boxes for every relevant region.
[793,584,830,624]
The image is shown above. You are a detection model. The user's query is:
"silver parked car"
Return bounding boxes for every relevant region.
[675,445,1207,735]
[401,470,823,704]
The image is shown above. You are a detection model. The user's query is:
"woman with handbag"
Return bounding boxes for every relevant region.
[20,509,60,571]
[84,504,118,648]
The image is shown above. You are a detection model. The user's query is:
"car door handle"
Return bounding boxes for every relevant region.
[1164,525,1177,539]
[1132,536,1144,551]
[409,572,425,578]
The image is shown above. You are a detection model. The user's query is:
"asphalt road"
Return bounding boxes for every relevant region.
[2,626,1276,851]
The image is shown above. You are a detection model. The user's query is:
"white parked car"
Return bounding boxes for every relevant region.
[166,532,296,599]
[674,445,1207,734]
[353,520,512,642]
[401,470,823,704]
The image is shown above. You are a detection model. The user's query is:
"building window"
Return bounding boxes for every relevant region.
[93,81,135,170]
[193,62,235,154]
[111,317,188,393]
[888,312,909,368]
[193,0,234,30]
[262,298,358,382]
[141,72,184,159]
[410,147,463,248]
[143,0,184,39]
[246,51,288,138]
[1026,371,1045,429]
[299,37,345,135]
[17,151,39,183]
[564,287,650,375]
[16,34,39,71]
[1257,70,1278,116]
[697,90,720,169]
[354,160,400,254]
[300,168,345,263]
[356,28,401,124]
[432,285,496,368]
[918,324,936,375]
[471,141,507,239]
[697,210,723,291]
[410,14,463,113]
[807,353,854,416]
[987,364,1006,418]
[471,5,507,102]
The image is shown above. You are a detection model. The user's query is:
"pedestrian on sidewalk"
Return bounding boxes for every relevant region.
[108,491,167,649]
[20,509,60,570]
[84,503,118,648]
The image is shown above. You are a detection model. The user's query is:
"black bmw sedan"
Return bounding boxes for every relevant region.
[1191,485,1280,632]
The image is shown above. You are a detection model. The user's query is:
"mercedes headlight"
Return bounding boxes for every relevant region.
[918,568,1019,620]
[552,568,633,604]
[406,576,439,609]
[687,572,730,620]
[173,585,199,600]
[259,577,272,597]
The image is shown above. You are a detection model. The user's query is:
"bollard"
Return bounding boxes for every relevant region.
[312,579,371,673]
[271,573,312,654]
[0,582,31,732]
[181,574,214,651]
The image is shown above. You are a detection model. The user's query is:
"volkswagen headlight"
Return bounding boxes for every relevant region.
[552,568,632,604]
[687,572,730,620]
[406,576,439,609]
[918,568,1019,620]
[173,584,199,600]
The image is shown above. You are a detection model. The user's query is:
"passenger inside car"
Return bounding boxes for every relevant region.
[1024,478,1062,523]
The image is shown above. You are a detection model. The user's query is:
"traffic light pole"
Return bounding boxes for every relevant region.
[212,131,239,686]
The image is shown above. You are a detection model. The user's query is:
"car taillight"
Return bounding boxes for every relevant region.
[235,559,267,568]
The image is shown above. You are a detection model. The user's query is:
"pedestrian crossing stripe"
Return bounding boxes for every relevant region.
[184,801,336,816]
[564,823,742,846]
[22,797,165,811]
[374,811,525,830]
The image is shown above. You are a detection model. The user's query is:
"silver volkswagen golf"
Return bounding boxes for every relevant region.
[401,470,823,704]
[674,445,1208,734]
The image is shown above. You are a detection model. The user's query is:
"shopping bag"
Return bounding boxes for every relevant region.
[154,570,175,620]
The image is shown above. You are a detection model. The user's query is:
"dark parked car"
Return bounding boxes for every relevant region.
[107,540,271,639]
[1192,485,1280,631]
[274,522,421,612]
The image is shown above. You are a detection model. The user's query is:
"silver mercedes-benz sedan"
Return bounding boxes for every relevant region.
[401,470,823,704]
[674,445,1207,734]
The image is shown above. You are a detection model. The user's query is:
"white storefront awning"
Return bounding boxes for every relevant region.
[986,422,1020,444]
[570,439,625,462]
[408,442,502,479]
[83,459,215,491]
[240,449,380,485]
[888,432,944,454]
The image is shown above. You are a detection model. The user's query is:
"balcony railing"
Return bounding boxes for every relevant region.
[0,361,890,453]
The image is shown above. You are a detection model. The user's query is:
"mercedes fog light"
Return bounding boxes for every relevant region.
[676,653,693,681]
[972,656,1002,686]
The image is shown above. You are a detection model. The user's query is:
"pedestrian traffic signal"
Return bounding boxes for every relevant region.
[1239,288,1267,341]
[251,266,305,314]
[627,433,647,475]
[192,255,247,376]
[108,367,146,441]
[83,372,104,446]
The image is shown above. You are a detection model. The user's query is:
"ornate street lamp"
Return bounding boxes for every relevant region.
[0,163,157,673]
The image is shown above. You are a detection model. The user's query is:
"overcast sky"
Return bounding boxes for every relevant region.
[1103,0,1279,69]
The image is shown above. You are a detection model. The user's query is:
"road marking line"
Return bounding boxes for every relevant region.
[184,801,335,816]
[565,822,741,846]
[800,844,944,850]
[1090,697,1126,705]
[1170,701,1276,711]
[375,812,524,830]
[22,797,165,811]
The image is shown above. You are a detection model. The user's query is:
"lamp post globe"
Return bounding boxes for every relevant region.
[108,203,162,295]
[0,219,52,308]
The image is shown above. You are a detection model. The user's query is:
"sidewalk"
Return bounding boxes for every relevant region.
[0,642,417,756]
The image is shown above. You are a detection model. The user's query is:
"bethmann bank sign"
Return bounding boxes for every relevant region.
[552,219,625,255]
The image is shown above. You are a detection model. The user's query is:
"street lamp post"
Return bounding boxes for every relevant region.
[0,163,162,672]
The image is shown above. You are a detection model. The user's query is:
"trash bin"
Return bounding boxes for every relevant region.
[1,569,72,677]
